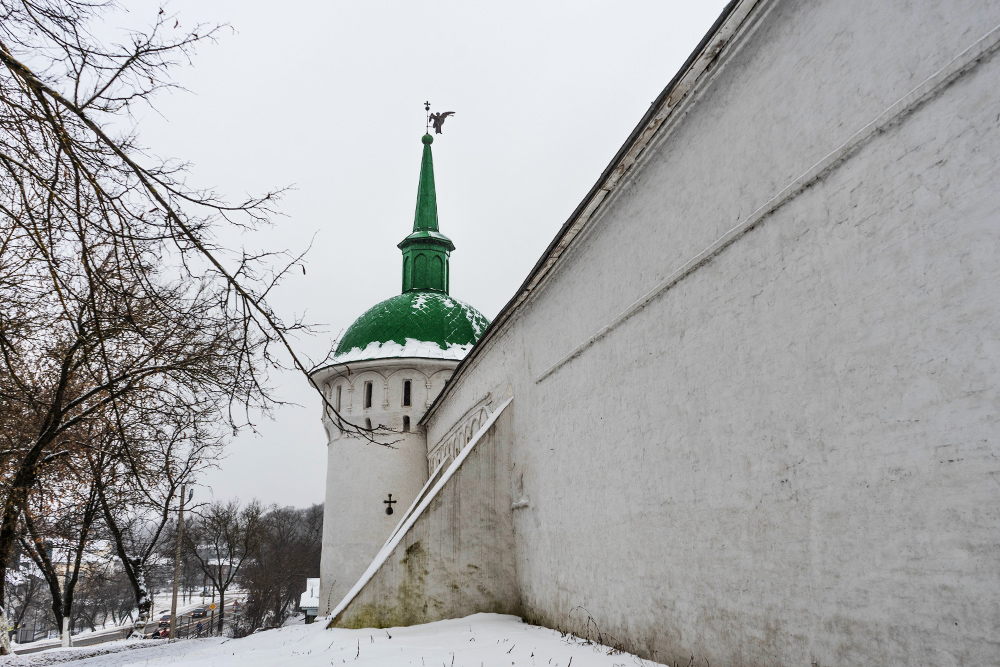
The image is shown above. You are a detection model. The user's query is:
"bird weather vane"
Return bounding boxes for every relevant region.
[424,101,455,134]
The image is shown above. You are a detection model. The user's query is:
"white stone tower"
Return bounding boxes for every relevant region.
[312,132,489,614]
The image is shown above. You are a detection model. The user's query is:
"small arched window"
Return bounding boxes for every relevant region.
[364,381,373,409]
[403,416,410,432]
[365,418,372,430]
[335,385,342,412]
[402,380,411,407]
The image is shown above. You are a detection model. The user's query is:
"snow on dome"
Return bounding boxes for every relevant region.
[334,338,474,363]
[333,291,489,364]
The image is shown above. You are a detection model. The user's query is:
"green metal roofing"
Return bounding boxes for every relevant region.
[333,291,489,363]
[412,133,441,233]
[399,134,455,293]
[333,133,489,364]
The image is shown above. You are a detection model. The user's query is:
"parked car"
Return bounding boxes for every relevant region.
[191,608,207,618]
[158,614,171,627]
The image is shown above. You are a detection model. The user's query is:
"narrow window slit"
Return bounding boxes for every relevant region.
[364,381,373,409]
[403,416,410,432]
[403,380,411,407]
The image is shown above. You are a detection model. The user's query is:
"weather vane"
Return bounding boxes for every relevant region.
[424,101,455,135]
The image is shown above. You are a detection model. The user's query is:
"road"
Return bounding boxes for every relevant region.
[13,598,243,656]
[159,598,241,639]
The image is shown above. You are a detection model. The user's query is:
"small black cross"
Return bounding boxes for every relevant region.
[384,493,397,515]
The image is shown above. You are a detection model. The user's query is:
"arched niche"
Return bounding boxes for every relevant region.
[414,254,428,287]
[431,255,444,289]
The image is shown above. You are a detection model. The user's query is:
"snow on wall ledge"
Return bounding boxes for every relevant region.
[329,398,518,629]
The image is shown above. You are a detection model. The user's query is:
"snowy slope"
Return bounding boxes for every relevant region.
[1,614,665,667]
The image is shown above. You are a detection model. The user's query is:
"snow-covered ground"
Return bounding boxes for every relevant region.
[1,614,665,667]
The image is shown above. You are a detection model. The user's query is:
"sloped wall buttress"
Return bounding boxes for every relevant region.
[330,404,519,628]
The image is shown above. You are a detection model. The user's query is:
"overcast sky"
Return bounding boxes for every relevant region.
[126,0,730,508]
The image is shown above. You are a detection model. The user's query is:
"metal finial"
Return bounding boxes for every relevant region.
[427,108,455,135]
[424,101,431,133]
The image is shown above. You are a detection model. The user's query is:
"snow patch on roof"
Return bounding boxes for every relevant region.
[411,292,430,311]
[464,305,485,338]
[333,337,473,364]
[412,292,459,313]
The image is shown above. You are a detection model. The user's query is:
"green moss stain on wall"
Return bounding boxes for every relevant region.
[395,540,430,625]
[334,540,435,629]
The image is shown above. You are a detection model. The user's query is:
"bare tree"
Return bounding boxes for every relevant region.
[18,440,100,640]
[183,499,263,634]
[0,3,379,651]
[238,504,322,632]
[0,0,375,443]
[0,250,262,644]
[4,553,46,635]
[92,397,222,635]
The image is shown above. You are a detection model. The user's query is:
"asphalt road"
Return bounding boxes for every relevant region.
[149,598,241,639]
[14,599,242,655]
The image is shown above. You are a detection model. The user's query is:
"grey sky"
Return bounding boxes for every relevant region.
[129,0,730,507]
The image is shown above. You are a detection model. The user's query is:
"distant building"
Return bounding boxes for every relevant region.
[299,578,320,624]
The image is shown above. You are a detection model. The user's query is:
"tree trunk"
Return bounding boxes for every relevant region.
[0,344,82,655]
[131,561,152,637]
[95,482,154,637]
[217,588,225,635]
[0,478,40,654]
[0,607,12,655]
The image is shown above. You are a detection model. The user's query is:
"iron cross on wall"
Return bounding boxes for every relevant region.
[384,494,397,515]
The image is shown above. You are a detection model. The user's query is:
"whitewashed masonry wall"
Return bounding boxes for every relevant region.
[422,1,1000,665]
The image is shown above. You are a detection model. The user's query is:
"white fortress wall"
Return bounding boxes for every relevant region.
[330,400,519,628]
[422,0,1000,665]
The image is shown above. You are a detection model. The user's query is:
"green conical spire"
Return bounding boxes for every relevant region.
[413,133,439,232]
[398,134,455,294]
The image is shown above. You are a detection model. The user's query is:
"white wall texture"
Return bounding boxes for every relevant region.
[331,406,520,629]
[414,0,1000,665]
[316,358,457,613]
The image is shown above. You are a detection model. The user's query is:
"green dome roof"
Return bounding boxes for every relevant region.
[334,291,489,363]
[331,134,488,365]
